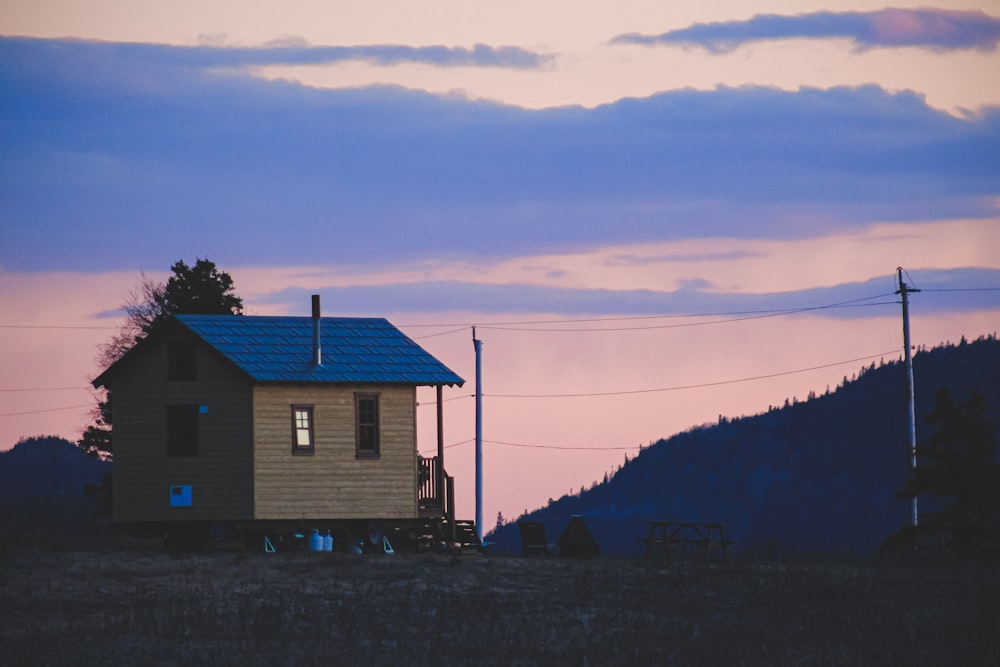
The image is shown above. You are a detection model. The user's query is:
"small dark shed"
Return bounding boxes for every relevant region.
[557,515,600,558]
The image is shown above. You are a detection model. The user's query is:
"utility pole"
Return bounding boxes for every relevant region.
[472,327,484,541]
[896,267,921,528]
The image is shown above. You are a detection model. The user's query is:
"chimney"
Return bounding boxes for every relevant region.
[311,294,322,366]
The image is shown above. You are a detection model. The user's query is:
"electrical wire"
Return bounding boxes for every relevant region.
[921,287,1000,293]
[0,387,91,392]
[485,350,900,399]
[4,287,991,425]
[0,324,118,330]
[398,292,898,332]
[416,394,474,407]
[3,287,994,338]
[415,349,901,405]
[483,439,638,451]
[0,404,93,419]
[412,349,904,454]
[420,438,642,455]
[479,301,897,333]
[411,326,471,340]
[418,438,475,456]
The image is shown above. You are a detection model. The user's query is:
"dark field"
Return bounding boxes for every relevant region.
[2,542,998,666]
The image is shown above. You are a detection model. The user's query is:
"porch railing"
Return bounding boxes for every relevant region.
[418,455,452,520]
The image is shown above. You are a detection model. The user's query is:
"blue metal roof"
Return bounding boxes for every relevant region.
[175,314,464,386]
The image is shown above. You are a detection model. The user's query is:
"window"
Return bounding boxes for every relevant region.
[167,405,199,457]
[355,393,380,458]
[291,405,315,455]
[167,341,197,381]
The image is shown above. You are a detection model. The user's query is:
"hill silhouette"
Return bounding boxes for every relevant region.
[487,335,1000,557]
[0,436,111,537]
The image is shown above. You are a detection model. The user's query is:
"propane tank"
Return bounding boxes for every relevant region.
[309,529,323,552]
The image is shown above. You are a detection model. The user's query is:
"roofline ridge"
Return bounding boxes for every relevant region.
[176,313,388,321]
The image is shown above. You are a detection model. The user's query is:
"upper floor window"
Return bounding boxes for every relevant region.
[291,405,315,455]
[167,405,199,457]
[355,393,380,458]
[167,341,197,381]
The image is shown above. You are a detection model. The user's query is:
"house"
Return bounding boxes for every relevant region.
[92,296,464,538]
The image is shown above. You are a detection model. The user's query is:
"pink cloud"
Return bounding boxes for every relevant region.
[616,8,1000,53]
[869,9,999,51]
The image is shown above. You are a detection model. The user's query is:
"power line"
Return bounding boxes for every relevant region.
[478,298,898,333]
[426,347,898,453]
[412,349,906,457]
[424,438,630,454]
[411,327,470,340]
[414,350,900,404]
[0,386,91,392]
[486,350,899,399]
[0,404,93,419]
[416,394,474,407]
[5,288,993,338]
[484,439,639,452]
[418,438,474,455]
[0,324,118,330]
[415,349,903,454]
[399,294,898,335]
[425,438,641,453]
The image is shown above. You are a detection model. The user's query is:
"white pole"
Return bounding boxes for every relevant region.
[473,327,483,541]
[896,267,920,528]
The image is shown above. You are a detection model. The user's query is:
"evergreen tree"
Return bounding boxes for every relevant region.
[895,388,1000,554]
[147,259,243,334]
[78,258,243,459]
[77,394,112,459]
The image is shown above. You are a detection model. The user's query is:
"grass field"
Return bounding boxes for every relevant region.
[1,540,998,666]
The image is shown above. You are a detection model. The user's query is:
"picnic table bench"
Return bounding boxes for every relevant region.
[638,520,733,561]
[518,520,551,557]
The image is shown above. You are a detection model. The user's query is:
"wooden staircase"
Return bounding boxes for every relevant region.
[416,517,484,555]
[451,519,485,555]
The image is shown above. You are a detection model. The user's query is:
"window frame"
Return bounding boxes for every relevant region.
[291,404,315,455]
[355,392,380,459]
[167,340,198,381]
[166,404,200,457]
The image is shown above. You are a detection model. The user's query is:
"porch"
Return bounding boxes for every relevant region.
[417,455,454,523]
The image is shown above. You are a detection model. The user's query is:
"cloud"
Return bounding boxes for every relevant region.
[608,251,765,266]
[677,278,714,291]
[187,41,552,68]
[90,309,127,320]
[2,35,552,71]
[255,268,1000,319]
[1,37,998,273]
[613,8,1000,53]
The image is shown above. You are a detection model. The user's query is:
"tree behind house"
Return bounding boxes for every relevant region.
[78,258,243,459]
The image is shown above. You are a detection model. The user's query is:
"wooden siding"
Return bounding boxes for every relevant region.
[109,332,254,523]
[252,384,418,520]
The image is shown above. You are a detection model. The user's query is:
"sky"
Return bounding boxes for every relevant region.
[2,1,999,527]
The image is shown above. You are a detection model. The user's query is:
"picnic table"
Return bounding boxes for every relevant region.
[638,520,733,561]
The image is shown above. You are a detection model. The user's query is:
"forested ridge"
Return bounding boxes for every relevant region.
[488,335,1000,556]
